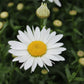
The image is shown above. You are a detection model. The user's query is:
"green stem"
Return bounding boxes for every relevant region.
[41,18,47,29]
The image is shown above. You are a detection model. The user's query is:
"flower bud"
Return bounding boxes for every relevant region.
[52,7,59,12]
[17,3,24,11]
[36,3,50,19]
[0,22,4,30]
[53,20,62,27]
[77,50,84,57]
[0,11,9,19]
[41,69,48,75]
[79,58,84,66]
[69,10,77,16]
[8,2,14,7]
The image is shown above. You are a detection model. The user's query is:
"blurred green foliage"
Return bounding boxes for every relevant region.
[0,0,84,84]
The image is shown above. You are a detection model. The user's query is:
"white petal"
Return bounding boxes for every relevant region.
[12,57,21,62]
[46,31,56,43]
[34,27,40,40]
[48,0,53,2]
[57,47,66,51]
[47,34,63,46]
[20,63,25,69]
[9,49,29,56]
[19,55,30,63]
[46,54,65,61]
[31,58,37,72]
[40,27,51,43]
[8,41,27,50]
[47,47,66,55]
[47,49,61,55]
[24,57,34,70]
[24,31,31,40]
[47,55,57,61]
[17,35,25,43]
[53,34,63,42]
[47,43,64,49]
[40,27,47,41]
[43,28,51,43]
[44,64,49,72]
[41,56,52,66]
[36,57,43,67]
[26,25,34,41]
[54,0,62,7]
[17,35,30,46]
[55,55,65,61]
[18,30,31,43]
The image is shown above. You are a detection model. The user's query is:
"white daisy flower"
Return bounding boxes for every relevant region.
[43,0,62,7]
[8,25,66,72]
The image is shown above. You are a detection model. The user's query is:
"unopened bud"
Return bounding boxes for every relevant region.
[41,69,48,75]
[17,3,24,11]
[0,22,4,30]
[53,20,62,27]
[8,2,14,7]
[77,50,84,57]
[36,3,50,19]
[79,58,84,66]
[0,11,9,19]
[69,10,77,16]
[52,7,59,12]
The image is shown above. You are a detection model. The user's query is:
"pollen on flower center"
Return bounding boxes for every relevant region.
[27,41,47,57]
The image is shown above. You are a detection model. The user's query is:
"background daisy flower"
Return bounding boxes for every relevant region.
[43,0,62,7]
[8,25,66,72]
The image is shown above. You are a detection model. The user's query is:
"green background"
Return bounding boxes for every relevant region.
[0,0,84,84]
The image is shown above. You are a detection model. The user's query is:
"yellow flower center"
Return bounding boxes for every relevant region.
[27,41,47,57]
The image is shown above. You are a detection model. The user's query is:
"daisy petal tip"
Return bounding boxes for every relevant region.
[18,30,21,35]
[8,41,10,45]
[61,34,63,37]
[18,30,20,32]
[24,67,27,70]
[12,59,16,62]
[8,50,11,53]
[43,26,46,29]
[24,66,29,71]
[26,25,30,30]
[19,30,23,34]
[63,57,65,60]
[60,57,65,61]
[26,25,30,27]
[58,4,62,7]
[12,60,15,62]
[59,5,62,7]
[31,70,34,73]
[20,66,23,69]
[8,41,13,45]
[64,48,67,51]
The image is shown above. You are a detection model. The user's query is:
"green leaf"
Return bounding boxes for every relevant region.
[69,72,77,82]
[65,65,71,82]
[74,77,84,81]
[0,21,8,35]
[73,28,82,36]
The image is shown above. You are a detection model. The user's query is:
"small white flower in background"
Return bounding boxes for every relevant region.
[8,25,66,72]
[43,0,62,7]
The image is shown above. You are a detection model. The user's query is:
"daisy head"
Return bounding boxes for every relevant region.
[8,25,66,72]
